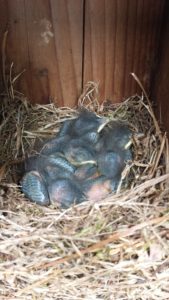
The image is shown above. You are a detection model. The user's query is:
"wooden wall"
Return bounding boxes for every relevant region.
[0,0,166,106]
[151,0,169,133]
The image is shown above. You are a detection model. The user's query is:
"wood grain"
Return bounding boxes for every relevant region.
[151,0,169,133]
[2,0,31,98]
[104,0,117,101]
[83,0,165,103]
[136,0,164,94]
[113,0,128,101]
[0,0,166,108]
[24,0,63,104]
[50,0,84,107]
[0,0,8,91]
[84,0,106,101]
[2,0,83,105]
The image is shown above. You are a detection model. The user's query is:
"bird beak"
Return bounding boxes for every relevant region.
[124,140,132,149]
[74,160,97,166]
[97,119,109,133]
[124,133,144,149]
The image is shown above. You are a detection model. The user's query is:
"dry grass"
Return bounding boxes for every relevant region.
[0,69,169,300]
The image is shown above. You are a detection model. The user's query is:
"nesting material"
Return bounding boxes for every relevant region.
[0,81,169,299]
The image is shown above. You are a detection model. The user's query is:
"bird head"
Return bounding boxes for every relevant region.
[72,109,108,136]
[63,139,97,166]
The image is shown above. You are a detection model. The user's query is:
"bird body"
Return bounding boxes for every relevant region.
[20,170,85,208]
[63,138,96,166]
[43,153,76,173]
[20,171,50,206]
[58,119,74,137]
[24,152,76,175]
[97,151,125,179]
[69,109,108,137]
[48,178,86,208]
[97,121,132,152]
[83,176,112,201]
[75,164,98,180]
[81,131,99,145]
[40,135,70,155]
[23,155,39,173]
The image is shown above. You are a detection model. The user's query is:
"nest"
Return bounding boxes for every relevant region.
[0,74,169,299]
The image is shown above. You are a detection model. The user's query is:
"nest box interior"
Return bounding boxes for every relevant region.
[1,2,169,299]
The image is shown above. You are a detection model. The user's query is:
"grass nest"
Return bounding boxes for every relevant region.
[0,76,169,299]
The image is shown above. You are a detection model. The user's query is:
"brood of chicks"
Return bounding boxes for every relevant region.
[20,110,132,208]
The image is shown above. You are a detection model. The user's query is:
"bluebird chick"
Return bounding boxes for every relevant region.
[83,175,112,201]
[23,152,76,175]
[64,109,108,137]
[57,119,74,137]
[81,131,100,145]
[40,135,70,155]
[20,171,50,205]
[63,138,96,166]
[48,178,86,208]
[95,121,132,153]
[75,164,98,180]
[97,151,125,179]
[41,152,76,173]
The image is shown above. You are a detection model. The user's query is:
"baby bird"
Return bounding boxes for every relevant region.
[97,151,125,179]
[20,149,87,207]
[40,152,76,174]
[73,109,108,136]
[22,153,76,179]
[48,178,86,208]
[59,109,108,137]
[58,119,74,137]
[95,121,132,153]
[83,175,112,201]
[63,138,96,166]
[75,164,98,180]
[20,171,50,206]
[20,151,77,206]
[21,170,85,208]
[81,131,100,145]
[40,135,70,155]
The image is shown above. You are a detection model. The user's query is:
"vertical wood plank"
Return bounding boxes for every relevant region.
[151,0,169,133]
[123,0,137,96]
[1,0,83,106]
[50,0,84,107]
[24,0,63,104]
[84,0,106,100]
[104,0,117,100]
[113,0,128,101]
[0,0,166,108]
[0,0,8,43]
[1,0,31,98]
[137,0,150,91]
[130,0,144,93]
[84,0,165,103]
[145,0,164,92]
[0,0,8,91]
